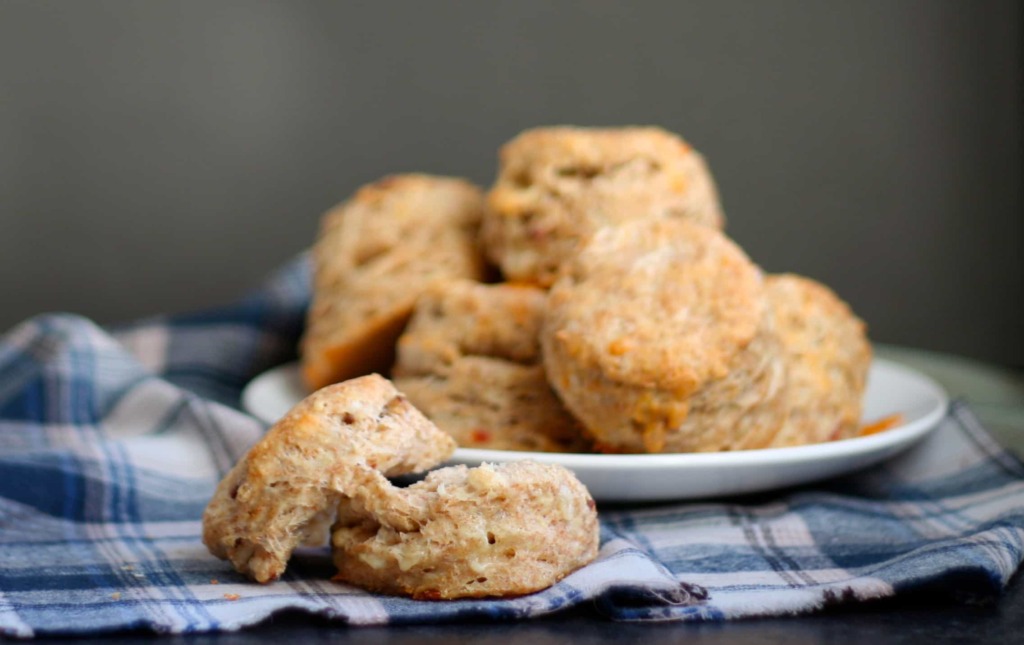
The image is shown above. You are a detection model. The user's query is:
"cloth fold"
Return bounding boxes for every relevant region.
[1,258,1022,637]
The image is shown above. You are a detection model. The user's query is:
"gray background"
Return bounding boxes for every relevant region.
[1,0,1020,366]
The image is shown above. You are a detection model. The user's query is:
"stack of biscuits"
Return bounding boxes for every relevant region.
[300,126,872,455]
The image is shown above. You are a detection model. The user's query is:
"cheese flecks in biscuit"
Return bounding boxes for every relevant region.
[393,280,587,452]
[202,374,456,583]
[301,174,486,391]
[483,126,724,286]
[331,461,599,599]
[542,219,788,453]
[767,274,872,446]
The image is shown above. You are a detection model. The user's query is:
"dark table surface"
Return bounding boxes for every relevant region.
[29,570,1024,644]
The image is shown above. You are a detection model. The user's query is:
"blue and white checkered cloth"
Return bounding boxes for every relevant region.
[1,258,1022,637]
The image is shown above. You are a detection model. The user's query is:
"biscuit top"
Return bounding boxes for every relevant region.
[495,126,695,175]
[251,373,457,479]
[546,219,763,394]
[484,126,724,286]
[313,174,484,292]
[300,174,486,389]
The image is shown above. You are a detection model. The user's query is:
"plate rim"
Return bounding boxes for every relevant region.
[242,357,949,470]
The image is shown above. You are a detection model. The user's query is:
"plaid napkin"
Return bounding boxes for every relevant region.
[1,258,1022,638]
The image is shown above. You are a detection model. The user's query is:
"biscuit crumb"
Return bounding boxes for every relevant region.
[223,593,240,601]
[110,592,121,600]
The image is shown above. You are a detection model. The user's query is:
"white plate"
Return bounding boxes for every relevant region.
[242,359,947,502]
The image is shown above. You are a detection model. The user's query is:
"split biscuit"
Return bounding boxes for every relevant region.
[202,374,456,583]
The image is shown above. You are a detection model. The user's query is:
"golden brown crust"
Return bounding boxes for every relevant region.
[201,375,456,583]
[766,274,872,446]
[482,126,724,286]
[393,280,587,452]
[331,461,599,599]
[542,219,788,453]
[301,174,486,390]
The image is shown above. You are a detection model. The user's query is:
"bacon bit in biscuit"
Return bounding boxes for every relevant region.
[210,579,219,585]
[828,424,844,441]
[470,428,492,444]
[527,227,547,241]
[593,441,628,454]
[859,414,904,437]
[223,593,241,601]
[417,589,444,601]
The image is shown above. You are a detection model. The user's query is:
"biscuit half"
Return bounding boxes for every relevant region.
[202,374,456,583]
[301,174,486,391]
[331,461,599,599]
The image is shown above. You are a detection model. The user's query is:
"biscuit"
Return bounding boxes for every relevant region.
[542,219,788,453]
[766,274,872,446]
[331,461,599,599]
[202,374,456,583]
[394,280,545,375]
[301,174,486,391]
[483,126,724,286]
[393,280,586,452]
[396,358,588,452]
